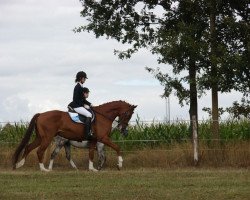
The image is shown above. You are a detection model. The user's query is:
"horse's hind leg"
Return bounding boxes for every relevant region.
[64,142,78,170]
[16,135,41,169]
[48,142,64,171]
[37,137,53,172]
[97,142,106,170]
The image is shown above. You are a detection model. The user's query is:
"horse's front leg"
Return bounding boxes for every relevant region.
[101,137,123,170]
[88,140,98,172]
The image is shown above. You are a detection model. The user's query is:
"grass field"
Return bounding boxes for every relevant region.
[0,138,249,199]
[1,120,249,199]
[0,169,249,200]
[1,141,250,169]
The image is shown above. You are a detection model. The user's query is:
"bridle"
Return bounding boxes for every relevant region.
[117,108,134,127]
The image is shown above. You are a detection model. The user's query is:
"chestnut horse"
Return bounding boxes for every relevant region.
[12,101,136,172]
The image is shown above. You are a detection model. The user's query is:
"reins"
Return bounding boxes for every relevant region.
[93,109,117,122]
[93,109,120,130]
[93,107,134,128]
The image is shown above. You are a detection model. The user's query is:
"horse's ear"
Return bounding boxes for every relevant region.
[132,105,137,108]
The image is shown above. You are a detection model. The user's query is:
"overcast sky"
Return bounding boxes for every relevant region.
[0,0,242,123]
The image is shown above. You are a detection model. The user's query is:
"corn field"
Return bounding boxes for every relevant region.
[0,119,249,146]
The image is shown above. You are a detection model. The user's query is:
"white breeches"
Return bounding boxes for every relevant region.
[74,107,92,118]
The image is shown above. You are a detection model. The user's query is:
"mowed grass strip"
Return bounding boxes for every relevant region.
[0,169,249,200]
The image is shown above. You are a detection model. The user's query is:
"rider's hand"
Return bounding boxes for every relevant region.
[84,104,90,109]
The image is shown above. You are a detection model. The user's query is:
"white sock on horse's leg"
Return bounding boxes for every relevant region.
[118,156,123,169]
[88,160,98,172]
[39,163,50,172]
[16,158,25,169]
[70,159,78,169]
[48,159,54,170]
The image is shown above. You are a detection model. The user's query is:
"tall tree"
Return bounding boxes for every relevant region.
[146,0,209,134]
[228,0,250,96]
[76,0,206,130]
[209,0,219,139]
[75,0,249,138]
[198,0,249,139]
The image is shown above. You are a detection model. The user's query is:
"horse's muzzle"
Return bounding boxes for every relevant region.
[118,125,128,137]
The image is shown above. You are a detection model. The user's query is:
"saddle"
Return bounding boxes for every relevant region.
[68,106,95,124]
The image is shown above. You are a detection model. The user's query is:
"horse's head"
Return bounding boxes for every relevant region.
[117,103,137,136]
[94,101,137,136]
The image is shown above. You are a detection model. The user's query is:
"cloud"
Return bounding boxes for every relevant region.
[115,79,160,86]
[0,94,30,122]
[0,0,242,123]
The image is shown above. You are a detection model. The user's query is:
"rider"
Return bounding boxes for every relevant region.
[82,87,92,109]
[71,71,93,140]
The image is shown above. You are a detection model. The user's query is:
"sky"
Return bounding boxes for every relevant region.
[0,0,243,123]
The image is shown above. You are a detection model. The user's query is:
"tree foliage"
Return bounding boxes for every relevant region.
[226,97,250,119]
[75,0,249,115]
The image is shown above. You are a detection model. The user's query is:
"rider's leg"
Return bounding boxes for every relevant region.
[84,117,93,140]
[74,107,93,140]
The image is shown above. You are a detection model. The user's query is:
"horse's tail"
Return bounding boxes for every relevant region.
[12,113,40,169]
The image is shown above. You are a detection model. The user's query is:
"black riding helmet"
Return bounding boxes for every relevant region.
[75,71,88,82]
[82,87,90,93]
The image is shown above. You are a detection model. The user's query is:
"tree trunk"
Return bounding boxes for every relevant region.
[209,0,219,140]
[189,60,198,137]
[211,83,219,139]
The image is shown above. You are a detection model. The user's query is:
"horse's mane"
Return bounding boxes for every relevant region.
[95,100,131,109]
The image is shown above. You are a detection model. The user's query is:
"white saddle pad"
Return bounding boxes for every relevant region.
[68,112,83,123]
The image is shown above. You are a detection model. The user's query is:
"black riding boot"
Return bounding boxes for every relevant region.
[85,117,93,140]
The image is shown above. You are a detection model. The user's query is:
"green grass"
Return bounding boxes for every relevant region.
[0,169,249,200]
[1,120,249,199]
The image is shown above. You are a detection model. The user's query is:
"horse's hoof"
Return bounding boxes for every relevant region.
[41,169,50,172]
[48,165,52,171]
[117,164,121,171]
[39,163,50,172]
[16,158,25,169]
[89,168,99,172]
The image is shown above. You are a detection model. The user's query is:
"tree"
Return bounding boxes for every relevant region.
[198,0,249,139]
[75,0,249,138]
[228,0,250,96]
[146,0,209,135]
[75,0,205,133]
[226,97,250,119]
